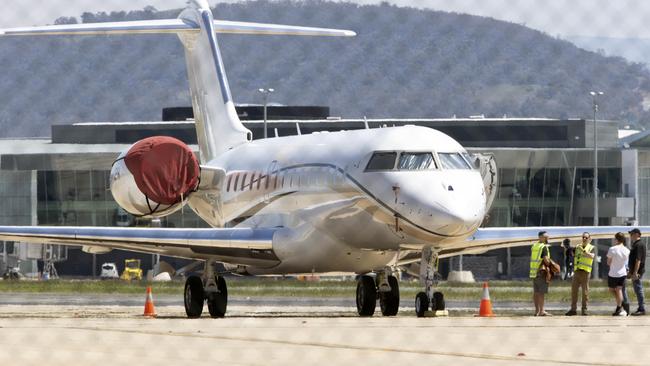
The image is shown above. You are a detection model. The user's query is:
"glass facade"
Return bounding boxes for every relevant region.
[36,170,207,228]
[638,152,650,225]
[471,149,624,229]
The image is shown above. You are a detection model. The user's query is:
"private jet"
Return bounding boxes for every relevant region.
[0,0,644,318]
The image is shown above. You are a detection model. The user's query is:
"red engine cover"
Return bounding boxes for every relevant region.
[124,136,200,205]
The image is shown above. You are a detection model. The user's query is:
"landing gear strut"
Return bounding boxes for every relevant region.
[356,269,400,317]
[415,246,446,317]
[183,260,228,318]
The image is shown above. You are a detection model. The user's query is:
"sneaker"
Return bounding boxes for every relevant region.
[623,303,630,315]
[619,309,628,316]
[565,310,577,316]
[538,311,552,317]
[631,309,646,316]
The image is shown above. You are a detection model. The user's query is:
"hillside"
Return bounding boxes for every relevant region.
[1,1,650,137]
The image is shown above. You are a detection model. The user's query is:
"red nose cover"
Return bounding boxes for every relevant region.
[124,136,200,205]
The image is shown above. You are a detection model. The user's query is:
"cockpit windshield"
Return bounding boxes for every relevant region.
[462,152,480,170]
[439,152,471,170]
[366,152,397,170]
[398,153,436,170]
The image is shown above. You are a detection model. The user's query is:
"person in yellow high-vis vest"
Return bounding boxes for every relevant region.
[531,231,551,316]
[565,232,595,316]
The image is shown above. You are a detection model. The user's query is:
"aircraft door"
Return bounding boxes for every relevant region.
[474,153,498,213]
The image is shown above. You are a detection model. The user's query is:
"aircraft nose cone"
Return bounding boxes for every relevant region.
[438,205,483,236]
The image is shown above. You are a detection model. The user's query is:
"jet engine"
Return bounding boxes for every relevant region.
[110,136,200,218]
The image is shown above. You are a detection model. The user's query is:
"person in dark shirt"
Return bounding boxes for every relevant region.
[563,238,575,280]
[627,228,646,315]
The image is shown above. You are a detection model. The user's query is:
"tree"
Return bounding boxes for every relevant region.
[54,16,78,25]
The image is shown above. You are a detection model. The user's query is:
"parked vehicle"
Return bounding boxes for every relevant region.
[100,262,119,279]
[120,259,142,281]
[2,266,23,280]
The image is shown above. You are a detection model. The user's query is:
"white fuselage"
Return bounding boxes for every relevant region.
[187,125,487,274]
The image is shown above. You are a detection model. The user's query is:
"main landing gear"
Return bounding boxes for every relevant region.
[415,246,446,317]
[184,260,228,318]
[356,269,400,317]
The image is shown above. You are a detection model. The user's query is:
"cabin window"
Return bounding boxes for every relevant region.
[241,173,248,191]
[439,152,471,170]
[249,173,256,190]
[233,174,240,192]
[226,175,232,192]
[398,153,436,170]
[366,152,397,171]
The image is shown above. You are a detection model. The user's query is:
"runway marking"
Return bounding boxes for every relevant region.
[28,325,635,366]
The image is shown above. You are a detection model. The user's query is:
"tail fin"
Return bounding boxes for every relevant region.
[0,0,355,162]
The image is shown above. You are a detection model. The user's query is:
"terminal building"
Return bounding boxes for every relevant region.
[1,105,649,279]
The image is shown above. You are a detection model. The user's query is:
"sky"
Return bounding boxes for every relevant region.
[2,0,650,39]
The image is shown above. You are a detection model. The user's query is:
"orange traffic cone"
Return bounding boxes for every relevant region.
[143,286,157,317]
[477,282,495,317]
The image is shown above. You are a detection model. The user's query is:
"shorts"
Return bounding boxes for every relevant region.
[533,276,548,294]
[607,276,626,288]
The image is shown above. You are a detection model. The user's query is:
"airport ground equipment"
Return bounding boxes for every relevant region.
[120,259,142,281]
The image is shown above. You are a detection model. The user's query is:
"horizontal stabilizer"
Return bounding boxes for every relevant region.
[213,20,356,37]
[0,19,356,37]
[0,19,198,36]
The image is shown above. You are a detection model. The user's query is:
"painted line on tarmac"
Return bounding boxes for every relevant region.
[53,325,634,366]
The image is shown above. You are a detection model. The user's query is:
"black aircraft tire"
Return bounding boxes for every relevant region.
[433,291,445,311]
[379,276,400,316]
[184,275,205,318]
[415,292,429,318]
[207,276,228,318]
[356,275,377,316]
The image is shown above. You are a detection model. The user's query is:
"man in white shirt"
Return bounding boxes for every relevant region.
[607,232,631,316]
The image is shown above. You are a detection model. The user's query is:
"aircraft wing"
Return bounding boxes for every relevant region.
[448,226,650,257]
[0,19,355,37]
[396,226,650,266]
[0,226,280,267]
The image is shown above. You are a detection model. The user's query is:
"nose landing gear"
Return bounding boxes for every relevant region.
[415,246,447,317]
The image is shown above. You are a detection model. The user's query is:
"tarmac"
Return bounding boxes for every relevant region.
[1,294,649,365]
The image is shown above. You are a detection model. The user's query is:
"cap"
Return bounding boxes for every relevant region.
[538,231,548,237]
[628,228,641,235]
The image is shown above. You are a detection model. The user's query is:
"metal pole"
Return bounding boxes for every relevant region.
[263,93,268,139]
[590,91,603,279]
[258,88,274,139]
[593,96,598,228]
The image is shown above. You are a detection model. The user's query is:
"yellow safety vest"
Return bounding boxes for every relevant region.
[530,242,548,278]
[574,243,594,273]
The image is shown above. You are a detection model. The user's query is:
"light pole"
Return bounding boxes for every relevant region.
[590,90,604,279]
[258,88,274,139]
